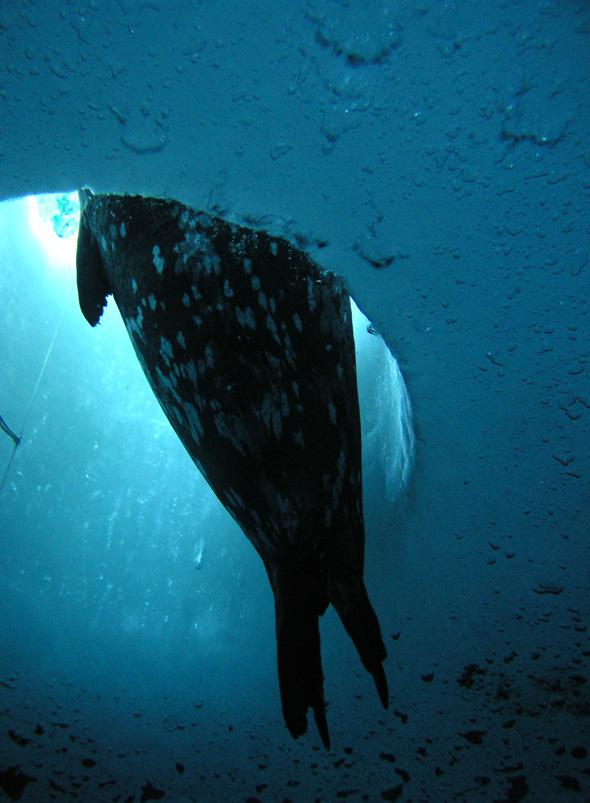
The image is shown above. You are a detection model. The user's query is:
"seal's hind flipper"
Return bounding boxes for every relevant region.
[330,579,389,709]
[274,572,331,749]
[76,193,111,326]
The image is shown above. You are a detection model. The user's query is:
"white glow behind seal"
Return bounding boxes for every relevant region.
[27,192,79,275]
[352,299,415,502]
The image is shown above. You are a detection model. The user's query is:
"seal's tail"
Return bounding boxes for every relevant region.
[273,571,331,749]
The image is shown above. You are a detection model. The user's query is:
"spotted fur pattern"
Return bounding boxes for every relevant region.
[76,190,388,747]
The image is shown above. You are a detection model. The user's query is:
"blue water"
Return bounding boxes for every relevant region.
[0,1,589,801]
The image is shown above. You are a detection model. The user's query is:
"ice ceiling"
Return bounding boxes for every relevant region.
[0,1,589,800]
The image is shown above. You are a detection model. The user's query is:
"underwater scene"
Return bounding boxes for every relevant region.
[0,1,588,801]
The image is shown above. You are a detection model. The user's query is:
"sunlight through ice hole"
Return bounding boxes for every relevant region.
[27,192,79,275]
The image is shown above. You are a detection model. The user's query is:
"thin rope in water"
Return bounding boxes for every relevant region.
[0,298,69,496]
[0,440,19,497]
[0,416,20,445]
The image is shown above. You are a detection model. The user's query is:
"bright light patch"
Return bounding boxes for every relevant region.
[352,299,415,502]
[27,192,80,274]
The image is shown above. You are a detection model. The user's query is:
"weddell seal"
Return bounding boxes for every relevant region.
[76,189,388,747]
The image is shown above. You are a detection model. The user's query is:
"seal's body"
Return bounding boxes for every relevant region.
[76,190,387,746]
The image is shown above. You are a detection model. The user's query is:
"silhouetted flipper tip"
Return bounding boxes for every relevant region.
[372,663,389,709]
[285,711,307,741]
[312,697,331,750]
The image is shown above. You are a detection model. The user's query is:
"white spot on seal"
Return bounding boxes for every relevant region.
[283,332,296,368]
[171,405,183,425]
[185,401,204,443]
[226,488,246,509]
[236,306,256,329]
[213,412,247,455]
[119,222,127,238]
[280,392,290,418]
[251,276,261,291]
[176,331,187,350]
[307,278,317,311]
[184,361,197,385]
[292,313,302,332]
[152,245,165,274]
[266,314,278,338]
[131,279,138,294]
[182,293,191,307]
[154,366,181,402]
[337,449,345,480]
[148,294,157,311]
[123,315,146,344]
[160,337,174,366]
[328,402,337,425]
[224,279,234,298]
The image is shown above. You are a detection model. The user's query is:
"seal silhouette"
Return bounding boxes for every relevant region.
[76,189,388,747]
